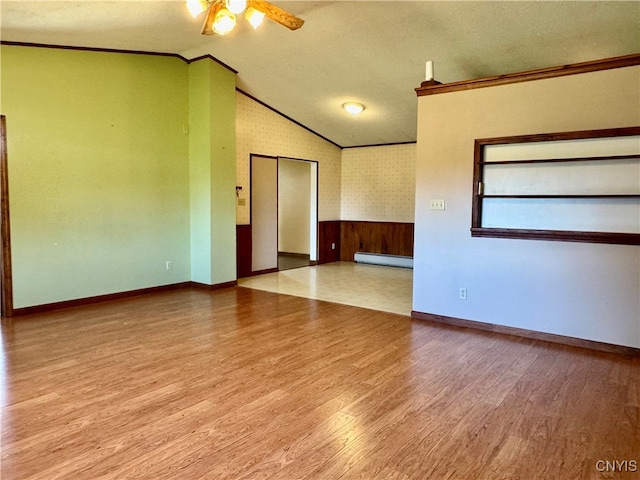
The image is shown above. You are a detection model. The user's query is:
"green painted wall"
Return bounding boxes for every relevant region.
[189,60,214,285]
[0,45,198,308]
[207,61,237,285]
[188,58,237,285]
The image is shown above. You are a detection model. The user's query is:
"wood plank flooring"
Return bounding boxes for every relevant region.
[1,287,638,479]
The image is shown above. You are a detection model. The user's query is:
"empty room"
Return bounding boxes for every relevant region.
[1,1,639,479]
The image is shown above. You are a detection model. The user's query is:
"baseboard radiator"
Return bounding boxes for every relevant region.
[354,252,413,269]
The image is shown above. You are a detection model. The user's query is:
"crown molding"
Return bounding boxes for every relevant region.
[416,53,640,97]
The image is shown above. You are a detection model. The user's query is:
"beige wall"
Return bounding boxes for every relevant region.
[341,144,416,222]
[235,92,341,223]
[414,66,640,348]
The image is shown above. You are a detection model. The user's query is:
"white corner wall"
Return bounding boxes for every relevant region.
[413,66,640,348]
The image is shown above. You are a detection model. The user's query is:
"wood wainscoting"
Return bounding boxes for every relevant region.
[318,220,341,264]
[318,220,415,264]
[236,224,252,278]
[242,221,415,269]
[340,221,414,262]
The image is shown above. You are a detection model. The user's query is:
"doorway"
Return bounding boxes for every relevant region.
[277,158,317,271]
[250,155,318,276]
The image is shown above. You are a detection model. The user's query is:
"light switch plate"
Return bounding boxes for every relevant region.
[430,199,445,210]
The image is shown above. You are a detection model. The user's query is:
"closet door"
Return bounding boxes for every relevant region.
[251,155,278,273]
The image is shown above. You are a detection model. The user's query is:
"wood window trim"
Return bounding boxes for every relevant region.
[471,126,640,246]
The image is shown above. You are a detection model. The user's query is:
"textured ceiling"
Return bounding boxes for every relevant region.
[1,1,639,147]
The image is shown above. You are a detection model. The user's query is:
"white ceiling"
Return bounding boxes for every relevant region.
[1,1,639,147]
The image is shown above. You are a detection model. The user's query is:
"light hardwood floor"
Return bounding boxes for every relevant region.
[1,287,638,479]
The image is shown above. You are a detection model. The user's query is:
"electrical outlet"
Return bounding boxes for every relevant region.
[331,243,336,250]
[459,288,467,300]
[166,261,172,271]
[430,199,445,210]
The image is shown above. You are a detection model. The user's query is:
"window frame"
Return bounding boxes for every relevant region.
[471,126,640,245]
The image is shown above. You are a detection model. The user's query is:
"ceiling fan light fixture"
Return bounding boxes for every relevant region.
[213,7,237,35]
[186,0,209,18]
[245,7,265,29]
[198,0,304,35]
[342,102,365,116]
[226,0,247,15]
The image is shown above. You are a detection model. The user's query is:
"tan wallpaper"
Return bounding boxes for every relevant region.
[341,143,417,222]
[235,92,342,224]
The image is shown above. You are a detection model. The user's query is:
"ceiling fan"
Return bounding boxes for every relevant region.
[186,0,304,36]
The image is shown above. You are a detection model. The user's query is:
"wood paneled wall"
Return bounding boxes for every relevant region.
[236,224,252,278]
[318,221,341,264]
[318,220,416,264]
[340,221,414,262]
[240,221,415,272]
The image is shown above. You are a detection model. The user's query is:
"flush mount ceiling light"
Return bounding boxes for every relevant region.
[342,102,365,116]
[187,0,304,36]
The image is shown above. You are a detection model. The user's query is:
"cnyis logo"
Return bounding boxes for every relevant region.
[595,460,638,472]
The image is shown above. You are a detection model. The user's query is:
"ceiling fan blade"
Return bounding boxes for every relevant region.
[248,0,304,30]
[201,0,223,35]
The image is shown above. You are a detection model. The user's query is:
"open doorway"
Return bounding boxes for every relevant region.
[250,155,318,276]
[277,158,317,271]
